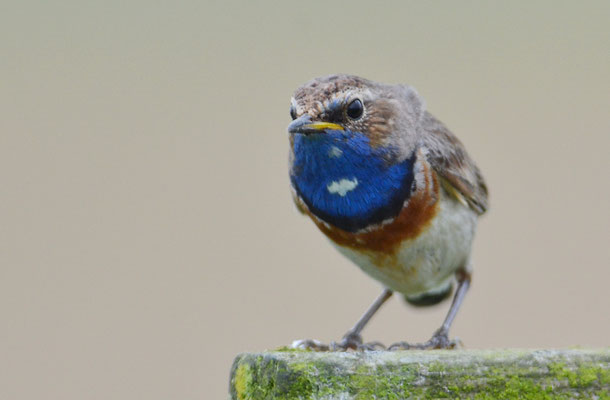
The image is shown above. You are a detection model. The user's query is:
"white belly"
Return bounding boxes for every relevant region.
[332,192,477,297]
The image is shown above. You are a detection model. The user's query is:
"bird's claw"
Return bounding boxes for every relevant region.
[291,333,387,352]
[334,331,363,350]
[388,330,462,350]
[292,329,461,351]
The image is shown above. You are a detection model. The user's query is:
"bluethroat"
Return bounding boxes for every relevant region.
[288,75,488,350]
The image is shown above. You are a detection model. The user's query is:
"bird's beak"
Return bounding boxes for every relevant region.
[288,115,344,134]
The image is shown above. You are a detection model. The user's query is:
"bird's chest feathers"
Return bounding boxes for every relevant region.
[290,131,415,232]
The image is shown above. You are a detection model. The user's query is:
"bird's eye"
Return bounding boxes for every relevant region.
[346,99,363,119]
[290,106,297,120]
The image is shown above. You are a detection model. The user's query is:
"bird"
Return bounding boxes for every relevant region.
[287,74,488,350]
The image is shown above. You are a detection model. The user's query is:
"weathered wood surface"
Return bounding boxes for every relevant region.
[230,348,609,399]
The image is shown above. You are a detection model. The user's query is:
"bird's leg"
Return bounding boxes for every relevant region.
[332,288,393,350]
[421,271,470,349]
[390,270,471,350]
[292,288,392,351]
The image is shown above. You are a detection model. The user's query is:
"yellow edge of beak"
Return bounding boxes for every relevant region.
[303,122,344,131]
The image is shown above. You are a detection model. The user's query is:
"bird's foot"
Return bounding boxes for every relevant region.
[291,332,386,352]
[333,332,386,351]
[388,329,462,350]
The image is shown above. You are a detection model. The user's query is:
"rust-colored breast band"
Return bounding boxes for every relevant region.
[302,160,440,254]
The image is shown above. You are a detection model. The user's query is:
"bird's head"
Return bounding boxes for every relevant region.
[287,75,425,232]
[288,74,424,162]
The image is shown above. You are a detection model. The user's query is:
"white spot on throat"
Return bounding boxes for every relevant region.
[328,146,343,158]
[327,178,358,196]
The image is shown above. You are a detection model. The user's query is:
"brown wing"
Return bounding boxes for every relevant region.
[420,112,489,215]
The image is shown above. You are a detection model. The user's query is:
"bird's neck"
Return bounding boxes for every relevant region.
[290,130,415,232]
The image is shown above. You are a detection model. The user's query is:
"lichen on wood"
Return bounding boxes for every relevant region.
[229,348,610,399]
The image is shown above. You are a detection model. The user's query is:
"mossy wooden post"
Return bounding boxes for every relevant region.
[229,349,609,399]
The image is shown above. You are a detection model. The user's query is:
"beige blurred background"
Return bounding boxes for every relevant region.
[1,1,609,399]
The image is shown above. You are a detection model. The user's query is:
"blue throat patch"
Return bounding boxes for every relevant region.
[290,129,415,232]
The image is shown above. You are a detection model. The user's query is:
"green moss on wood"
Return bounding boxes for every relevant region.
[229,349,610,399]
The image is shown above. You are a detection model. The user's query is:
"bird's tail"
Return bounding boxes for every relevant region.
[404,282,453,307]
